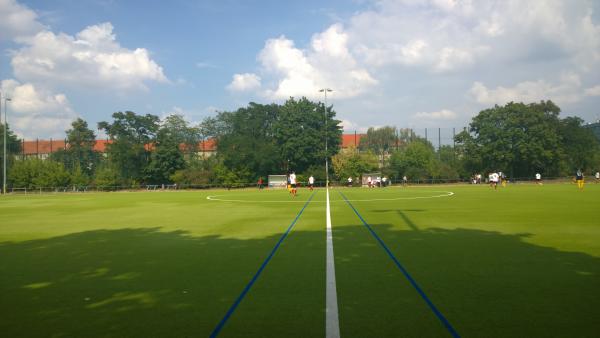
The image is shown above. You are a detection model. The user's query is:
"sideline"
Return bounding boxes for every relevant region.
[338,191,461,338]
[209,191,317,338]
[325,188,340,338]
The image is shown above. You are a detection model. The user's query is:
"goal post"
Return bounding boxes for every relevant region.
[268,175,288,188]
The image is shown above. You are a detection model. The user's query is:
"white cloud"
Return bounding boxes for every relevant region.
[469,73,584,105]
[584,85,600,97]
[1,79,77,138]
[414,109,457,120]
[339,119,369,133]
[257,24,377,100]
[11,22,168,90]
[227,73,261,92]
[0,0,45,41]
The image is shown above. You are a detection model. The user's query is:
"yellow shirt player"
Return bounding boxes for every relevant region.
[576,169,584,190]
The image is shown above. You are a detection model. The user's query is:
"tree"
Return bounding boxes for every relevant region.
[359,126,398,168]
[8,159,70,189]
[144,115,188,184]
[331,146,379,181]
[273,97,342,173]
[93,165,120,190]
[51,118,99,176]
[558,117,600,172]
[215,103,280,182]
[455,101,563,178]
[0,124,22,188]
[389,139,437,180]
[98,111,159,184]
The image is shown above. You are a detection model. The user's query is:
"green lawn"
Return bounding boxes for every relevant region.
[0,183,599,337]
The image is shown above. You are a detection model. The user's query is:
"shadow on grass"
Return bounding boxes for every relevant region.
[333,212,600,338]
[0,227,326,338]
[1,223,599,338]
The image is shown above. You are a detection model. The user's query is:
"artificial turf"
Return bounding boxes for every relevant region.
[0,183,599,337]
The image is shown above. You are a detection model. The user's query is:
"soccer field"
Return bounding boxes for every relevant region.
[1,184,599,337]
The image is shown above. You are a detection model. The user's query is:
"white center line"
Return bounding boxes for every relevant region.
[326,188,341,338]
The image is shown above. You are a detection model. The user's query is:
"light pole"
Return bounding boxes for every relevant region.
[3,97,10,195]
[319,88,332,187]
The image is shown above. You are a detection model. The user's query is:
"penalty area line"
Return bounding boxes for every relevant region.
[209,191,317,338]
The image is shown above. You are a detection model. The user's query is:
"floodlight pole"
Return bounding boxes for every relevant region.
[319,88,332,187]
[3,97,10,195]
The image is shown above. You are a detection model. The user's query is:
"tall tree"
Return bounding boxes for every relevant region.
[456,101,563,178]
[0,124,22,188]
[359,126,398,168]
[51,118,99,175]
[215,103,280,181]
[389,138,437,180]
[144,115,189,184]
[558,117,600,172]
[98,111,159,183]
[273,97,342,173]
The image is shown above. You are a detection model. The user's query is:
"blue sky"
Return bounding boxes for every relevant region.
[1,0,600,139]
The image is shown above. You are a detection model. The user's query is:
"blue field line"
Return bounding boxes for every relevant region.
[209,191,317,338]
[338,191,461,338]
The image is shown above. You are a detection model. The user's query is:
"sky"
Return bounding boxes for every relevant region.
[1,0,600,140]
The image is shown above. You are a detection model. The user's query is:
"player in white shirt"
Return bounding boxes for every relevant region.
[595,171,599,183]
[289,172,297,197]
[535,173,542,185]
[308,175,315,191]
[347,176,353,187]
[489,171,499,190]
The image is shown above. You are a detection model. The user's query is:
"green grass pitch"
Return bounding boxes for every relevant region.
[1,183,599,337]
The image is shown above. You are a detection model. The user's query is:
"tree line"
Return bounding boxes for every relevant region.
[1,99,598,190]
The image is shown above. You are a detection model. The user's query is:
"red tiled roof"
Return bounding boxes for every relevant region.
[22,140,67,155]
[341,134,365,148]
[22,135,357,155]
[93,139,112,152]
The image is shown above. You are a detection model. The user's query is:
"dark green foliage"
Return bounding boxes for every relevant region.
[389,138,437,180]
[8,158,70,189]
[51,118,100,177]
[213,97,342,180]
[215,103,280,180]
[98,111,160,183]
[454,101,587,178]
[331,146,379,181]
[359,126,398,167]
[273,97,342,173]
[93,165,120,189]
[0,124,22,187]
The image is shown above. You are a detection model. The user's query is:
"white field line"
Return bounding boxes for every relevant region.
[326,188,341,338]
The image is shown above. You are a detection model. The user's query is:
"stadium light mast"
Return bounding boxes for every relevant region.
[319,88,333,187]
[3,97,10,195]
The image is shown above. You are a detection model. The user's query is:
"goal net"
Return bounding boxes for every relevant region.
[268,175,288,188]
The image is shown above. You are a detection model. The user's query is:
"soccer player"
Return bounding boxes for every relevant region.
[347,176,352,187]
[489,171,499,190]
[367,176,373,188]
[308,175,315,191]
[535,173,542,185]
[403,175,408,186]
[290,171,297,197]
[575,169,584,190]
[595,171,599,183]
[257,177,264,190]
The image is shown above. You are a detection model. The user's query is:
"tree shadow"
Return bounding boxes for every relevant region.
[0,227,326,338]
[332,217,600,338]
[1,222,599,338]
